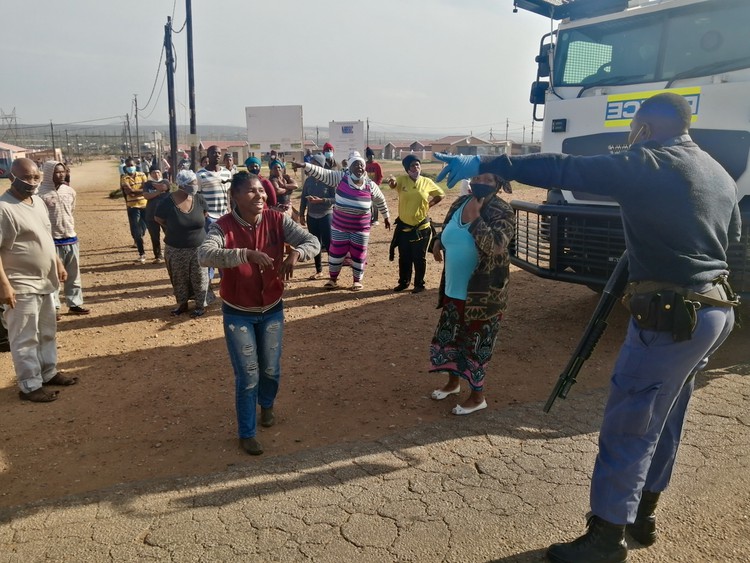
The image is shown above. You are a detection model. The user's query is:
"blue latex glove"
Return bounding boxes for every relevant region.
[434,152,480,188]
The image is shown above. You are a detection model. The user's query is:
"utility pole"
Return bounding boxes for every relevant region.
[316,126,319,147]
[65,129,70,159]
[505,118,509,141]
[531,121,535,143]
[165,17,178,178]
[522,125,526,143]
[186,0,198,171]
[134,94,140,158]
[126,113,133,156]
[50,121,56,151]
[366,117,369,148]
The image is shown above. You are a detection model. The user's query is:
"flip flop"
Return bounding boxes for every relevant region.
[452,400,488,416]
[324,279,338,290]
[351,282,364,291]
[431,387,461,400]
[308,272,322,280]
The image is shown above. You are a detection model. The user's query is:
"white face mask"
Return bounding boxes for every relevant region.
[350,173,363,182]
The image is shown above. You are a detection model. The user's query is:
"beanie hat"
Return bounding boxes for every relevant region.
[269,159,283,170]
[323,142,334,152]
[347,151,365,169]
[312,154,326,167]
[402,154,421,171]
[244,156,261,168]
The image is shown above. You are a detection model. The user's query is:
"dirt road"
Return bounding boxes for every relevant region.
[0,158,745,509]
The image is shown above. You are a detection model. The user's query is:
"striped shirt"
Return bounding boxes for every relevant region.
[197,166,232,219]
[37,183,77,240]
[303,164,389,232]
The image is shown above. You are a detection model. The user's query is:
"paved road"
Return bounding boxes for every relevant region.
[1,366,748,562]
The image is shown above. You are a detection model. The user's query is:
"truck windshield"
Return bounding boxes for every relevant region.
[553,0,750,87]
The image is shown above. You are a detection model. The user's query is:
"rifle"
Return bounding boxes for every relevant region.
[543,252,630,413]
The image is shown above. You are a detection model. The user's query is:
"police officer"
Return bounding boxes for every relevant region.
[435,92,740,563]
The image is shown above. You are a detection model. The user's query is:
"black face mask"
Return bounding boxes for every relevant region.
[470,183,496,199]
[11,178,39,197]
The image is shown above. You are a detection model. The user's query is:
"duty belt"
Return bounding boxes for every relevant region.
[623,275,740,310]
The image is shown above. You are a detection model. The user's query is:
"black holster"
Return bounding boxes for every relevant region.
[627,290,697,342]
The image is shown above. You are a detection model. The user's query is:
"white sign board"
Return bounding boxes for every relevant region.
[328,121,365,160]
[246,105,304,153]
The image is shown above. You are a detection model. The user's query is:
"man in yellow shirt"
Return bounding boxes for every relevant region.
[120,157,149,264]
[388,154,444,293]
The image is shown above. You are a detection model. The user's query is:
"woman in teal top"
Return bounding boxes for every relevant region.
[428,173,515,415]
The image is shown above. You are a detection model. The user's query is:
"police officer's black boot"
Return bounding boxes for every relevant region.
[546,515,627,563]
[626,491,660,546]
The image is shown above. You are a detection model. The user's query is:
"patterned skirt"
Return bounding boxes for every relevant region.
[164,245,214,308]
[429,297,502,391]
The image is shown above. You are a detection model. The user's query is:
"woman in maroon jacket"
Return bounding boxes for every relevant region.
[198,172,319,456]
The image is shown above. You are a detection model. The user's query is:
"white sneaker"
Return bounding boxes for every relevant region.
[136,255,146,264]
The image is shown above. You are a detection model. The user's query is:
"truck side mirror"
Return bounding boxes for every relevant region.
[530,81,549,105]
[535,44,552,78]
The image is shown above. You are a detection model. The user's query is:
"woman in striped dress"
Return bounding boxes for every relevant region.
[293,152,390,291]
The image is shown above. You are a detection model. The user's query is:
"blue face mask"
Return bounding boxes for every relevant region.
[125,166,137,174]
[324,151,333,159]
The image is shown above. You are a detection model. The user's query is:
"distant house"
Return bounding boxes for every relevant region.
[0,141,28,178]
[198,140,250,164]
[364,144,384,159]
[511,142,542,155]
[430,135,495,157]
[383,141,431,161]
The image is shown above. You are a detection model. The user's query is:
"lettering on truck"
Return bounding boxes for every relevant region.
[604,87,701,127]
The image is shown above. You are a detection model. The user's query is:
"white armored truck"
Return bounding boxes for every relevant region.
[510,0,750,297]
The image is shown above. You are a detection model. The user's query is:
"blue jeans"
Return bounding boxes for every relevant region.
[223,305,284,439]
[590,305,734,524]
[127,207,147,255]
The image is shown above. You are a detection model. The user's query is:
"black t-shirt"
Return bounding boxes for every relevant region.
[143,180,171,221]
[155,193,209,248]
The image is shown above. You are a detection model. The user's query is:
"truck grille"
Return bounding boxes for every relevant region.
[511,200,750,296]
[510,201,626,287]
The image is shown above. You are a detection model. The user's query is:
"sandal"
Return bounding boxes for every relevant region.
[45,372,79,386]
[19,388,59,403]
[324,279,338,290]
[308,272,323,280]
[351,282,364,291]
[190,308,206,318]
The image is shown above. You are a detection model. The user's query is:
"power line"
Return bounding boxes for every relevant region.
[137,45,165,112]
[139,73,167,120]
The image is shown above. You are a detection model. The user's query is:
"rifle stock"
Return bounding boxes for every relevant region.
[543,252,630,413]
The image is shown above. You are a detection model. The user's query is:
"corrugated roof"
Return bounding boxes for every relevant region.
[0,141,29,152]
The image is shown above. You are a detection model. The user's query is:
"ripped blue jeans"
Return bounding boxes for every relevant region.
[222,303,284,439]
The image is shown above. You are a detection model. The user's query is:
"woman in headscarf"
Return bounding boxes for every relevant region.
[387,154,445,294]
[292,151,391,291]
[428,173,515,415]
[154,170,214,317]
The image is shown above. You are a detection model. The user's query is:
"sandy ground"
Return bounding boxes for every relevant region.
[0,158,746,509]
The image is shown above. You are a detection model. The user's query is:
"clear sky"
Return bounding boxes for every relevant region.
[2,0,551,140]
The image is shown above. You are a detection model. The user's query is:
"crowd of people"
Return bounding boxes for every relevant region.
[0,93,741,563]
